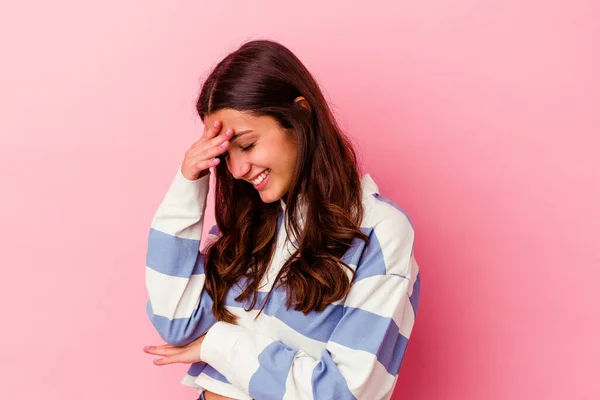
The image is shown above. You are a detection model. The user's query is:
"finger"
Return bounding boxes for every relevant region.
[143,345,183,357]
[206,128,234,148]
[188,132,230,157]
[152,356,179,366]
[153,355,204,366]
[191,127,231,153]
[204,120,222,140]
[198,140,230,161]
[193,157,221,170]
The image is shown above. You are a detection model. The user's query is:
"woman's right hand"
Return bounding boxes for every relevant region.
[181,120,233,181]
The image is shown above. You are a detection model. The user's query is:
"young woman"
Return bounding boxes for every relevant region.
[143,40,421,400]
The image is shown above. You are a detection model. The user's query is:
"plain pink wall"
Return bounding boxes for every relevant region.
[1,1,598,399]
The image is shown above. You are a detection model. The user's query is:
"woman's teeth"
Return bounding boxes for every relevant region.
[252,169,270,185]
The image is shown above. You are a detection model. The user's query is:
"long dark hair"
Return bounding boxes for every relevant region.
[198,40,369,323]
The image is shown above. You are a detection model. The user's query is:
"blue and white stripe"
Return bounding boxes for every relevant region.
[146,166,421,399]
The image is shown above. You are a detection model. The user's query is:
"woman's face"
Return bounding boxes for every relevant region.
[204,108,298,204]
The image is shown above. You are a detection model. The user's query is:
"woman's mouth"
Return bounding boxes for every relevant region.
[252,169,271,190]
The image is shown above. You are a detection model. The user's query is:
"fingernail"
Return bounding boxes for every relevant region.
[213,158,219,164]
[213,121,219,128]
[144,345,151,350]
[221,141,228,148]
[226,129,232,135]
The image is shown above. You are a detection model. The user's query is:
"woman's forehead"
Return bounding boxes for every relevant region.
[205,109,277,132]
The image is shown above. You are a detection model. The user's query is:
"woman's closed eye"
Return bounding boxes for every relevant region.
[221,143,254,159]
[240,143,255,152]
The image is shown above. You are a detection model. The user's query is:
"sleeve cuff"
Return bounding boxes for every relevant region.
[159,164,211,214]
[200,321,244,366]
[200,321,299,396]
[177,164,210,183]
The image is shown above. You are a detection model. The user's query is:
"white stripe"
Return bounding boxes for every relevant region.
[225,305,262,329]
[361,196,414,278]
[151,208,205,240]
[382,376,399,400]
[407,256,420,298]
[344,274,410,318]
[145,267,204,319]
[282,349,317,400]
[398,296,415,339]
[344,274,415,338]
[255,312,328,360]
[327,341,396,399]
[150,167,210,240]
[181,372,200,388]
[375,219,414,276]
[201,322,270,393]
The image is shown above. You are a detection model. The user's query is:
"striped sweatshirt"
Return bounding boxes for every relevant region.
[145,165,421,400]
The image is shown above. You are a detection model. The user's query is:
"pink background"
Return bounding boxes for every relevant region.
[1,1,598,399]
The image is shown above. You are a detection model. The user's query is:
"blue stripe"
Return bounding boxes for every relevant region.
[146,228,205,277]
[409,273,421,316]
[373,193,413,228]
[208,224,221,236]
[187,361,209,377]
[340,228,371,267]
[187,362,231,385]
[379,329,409,376]
[354,228,386,282]
[279,212,301,250]
[223,277,267,308]
[265,290,345,343]
[277,210,284,233]
[203,364,230,384]
[312,350,355,400]
[146,296,216,346]
[249,342,296,400]
[331,306,407,375]
[222,283,345,344]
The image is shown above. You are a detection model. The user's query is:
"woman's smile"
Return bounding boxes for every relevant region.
[252,169,271,190]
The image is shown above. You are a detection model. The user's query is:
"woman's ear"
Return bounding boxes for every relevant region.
[294,96,311,111]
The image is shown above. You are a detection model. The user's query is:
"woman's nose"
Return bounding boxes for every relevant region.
[227,157,251,180]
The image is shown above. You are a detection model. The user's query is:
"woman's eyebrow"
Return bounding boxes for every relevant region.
[230,130,253,142]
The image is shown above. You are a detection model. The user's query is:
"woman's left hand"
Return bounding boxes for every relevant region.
[143,335,205,366]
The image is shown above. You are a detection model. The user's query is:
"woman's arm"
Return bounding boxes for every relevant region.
[145,165,220,346]
[199,214,421,400]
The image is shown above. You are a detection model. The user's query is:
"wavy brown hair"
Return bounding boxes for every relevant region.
[197,39,369,323]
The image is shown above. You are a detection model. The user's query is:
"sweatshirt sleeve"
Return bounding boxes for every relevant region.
[200,215,421,400]
[145,165,220,346]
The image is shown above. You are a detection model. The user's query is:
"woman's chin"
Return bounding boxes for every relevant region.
[257,186,284,204]
[259,191,280,203]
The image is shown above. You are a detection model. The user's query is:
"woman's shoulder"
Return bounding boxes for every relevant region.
[360,173,414,236]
